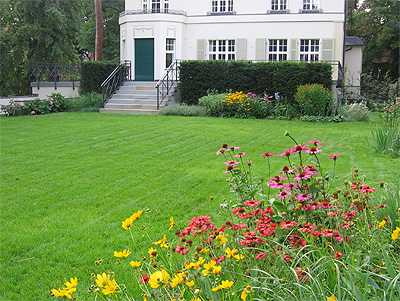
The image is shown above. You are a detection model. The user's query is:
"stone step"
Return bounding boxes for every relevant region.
[104,103,160,110]
[99,108,159,115]
[107,98,157,104]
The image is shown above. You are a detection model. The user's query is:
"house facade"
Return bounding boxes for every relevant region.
[120,0,358,89]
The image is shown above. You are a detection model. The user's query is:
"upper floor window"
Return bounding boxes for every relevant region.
[271,0,287,11]
[211,0,234,13]
[300,39,319,62]
[143,0,148,11]
[268,39,287,61]
[303,0,319,10]
[152,0,161,13]
[164,0,169,12]
[209,40,235,61]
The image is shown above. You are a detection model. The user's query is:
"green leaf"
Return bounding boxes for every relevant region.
[352,269,381,290]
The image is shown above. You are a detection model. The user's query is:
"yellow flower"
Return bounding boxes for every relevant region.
[391,227,400,240]
[241,285,252,300]
[63,277,78,289]
[216,233,227,245]
[51,288,76,299]
[130,261,141,268]
[186,257,205,269]
[154,234,170,248]
[212,280,234,291]
[114,249,131,258]
[202,261,221,275]
[185,280,195,287]
[233,254,245,260]
[130,210,143,221]
[148,269,170,289]
[199,248,210,254]
[327,295,337,301]
[122,218,133,230]
[169,216,175,230]
[378,220,386,228]
[96,273,111,288]
[225,247,238,259]
[148,247,157,255]
[102,279,121,295]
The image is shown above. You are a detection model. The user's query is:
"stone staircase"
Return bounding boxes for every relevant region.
[99,81,161,115]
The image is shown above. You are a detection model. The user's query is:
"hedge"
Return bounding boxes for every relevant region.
[178,61,332,105]
[80,61,120,95]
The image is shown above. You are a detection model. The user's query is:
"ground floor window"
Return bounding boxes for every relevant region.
[166,38,175,68]
[268,39,287,61]
[208,40,235,61]
[300,39,319,61]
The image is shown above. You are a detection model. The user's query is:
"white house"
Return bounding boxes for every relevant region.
[119,0,360,90]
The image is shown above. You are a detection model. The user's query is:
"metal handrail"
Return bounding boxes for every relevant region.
[155,60,180,110]
[101,60,131,105]
[120,9,187,17]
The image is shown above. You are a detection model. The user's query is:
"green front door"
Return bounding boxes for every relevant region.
[135,39,154,81]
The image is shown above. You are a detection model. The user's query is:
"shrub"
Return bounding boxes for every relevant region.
[0,100,24,116]
[295,84,333,117]
[299,115,343,122]
[179,61,332,105]
[338,102,370,121]
[198,92,227,117]
[65,92,103,112]
[23,93,67,115]
[80,61,120,95]
[158,104,209,117]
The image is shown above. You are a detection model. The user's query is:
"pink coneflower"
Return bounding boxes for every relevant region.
[224,160,240,166]
[223,165,237,174]
[216,148,227,155]
[297,193,312,202]
[234,152,246,158]
[308,139,324,146]
[306,146,322,155]
[292,144,309,153]
[244,199,260,207]
[276,190,291,200]
[279,148,295,157]
[328,153,341,160]
[294,171,312,181]
[261,152,274,158]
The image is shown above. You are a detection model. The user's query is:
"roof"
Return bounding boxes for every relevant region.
[346,36,366,46]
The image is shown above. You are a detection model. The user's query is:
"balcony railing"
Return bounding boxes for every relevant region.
[120,9,187,17]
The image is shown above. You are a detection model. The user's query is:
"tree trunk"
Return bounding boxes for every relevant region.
[94,0,103,61]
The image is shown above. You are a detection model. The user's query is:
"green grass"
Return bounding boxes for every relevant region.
[0,113,399,300]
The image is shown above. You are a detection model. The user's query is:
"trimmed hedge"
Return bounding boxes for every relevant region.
[179,61,332,105]
[80,61,120,95]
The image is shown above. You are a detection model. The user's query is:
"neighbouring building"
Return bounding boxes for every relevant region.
[119,0,361,93]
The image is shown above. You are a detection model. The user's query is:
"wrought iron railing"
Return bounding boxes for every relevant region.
[101,60,131,105]
[120,9,187,17]
[156,60,180,110]
[28,61,80,90]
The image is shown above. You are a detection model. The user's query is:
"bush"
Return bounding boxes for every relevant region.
[80,61,120,95]
[179,61,332,105]
[0,100,24,116]
[295,84,333,117]
[65,92,103,112]
[338,102,370,121]
[299,115,343,122]
[158,104,209,117]
[198,92,227,117]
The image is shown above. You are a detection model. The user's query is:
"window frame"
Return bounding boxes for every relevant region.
[211,0,234,13]
[299,39,320,62]
[303,0,319,11]
[268,39,288,62]
[166,38,175,68]
[271,0,287,11]
[208,39,235,61]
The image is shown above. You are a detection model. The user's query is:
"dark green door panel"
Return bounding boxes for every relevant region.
[135,39,154,81]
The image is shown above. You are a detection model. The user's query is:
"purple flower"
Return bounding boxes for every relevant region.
[31,111,36,115]
[328,153,341,160]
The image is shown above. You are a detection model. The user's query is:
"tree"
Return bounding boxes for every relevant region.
[347,0,400,79]
[94,0,103,61]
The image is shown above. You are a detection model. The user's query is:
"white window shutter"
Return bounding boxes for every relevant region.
[290,39,298,60]
[197,39,206,61]
[236,39,247,60]
[255,38,266,61]
[321,39,335,61]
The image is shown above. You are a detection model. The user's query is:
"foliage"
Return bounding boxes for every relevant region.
[198,92,227,117]
[369,100,400,156]
[0,0,83,96]
[1,93,67,116]
[158,104,209,117]
[347,0,400,79]
[179,61,332,105]
[299,115,343,123]
[80,61,120,95]
[295,84,333,117]
[338,102,370,122]
[77,0,124,61]
[47,133,400,300]
[65,92,104,112]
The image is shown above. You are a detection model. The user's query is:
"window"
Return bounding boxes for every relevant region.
[209,40,235,61]
[152,0,161,13]
[271,0,287,11]
[164,0,169,12]
[300,39,320,61]
[143,0,148,11]
[303,0,319,10]
[166,38,175,68]
[268,39,287,61]
[211,0,233,13]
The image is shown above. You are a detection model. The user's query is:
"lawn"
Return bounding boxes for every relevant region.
[0,112,399,300]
